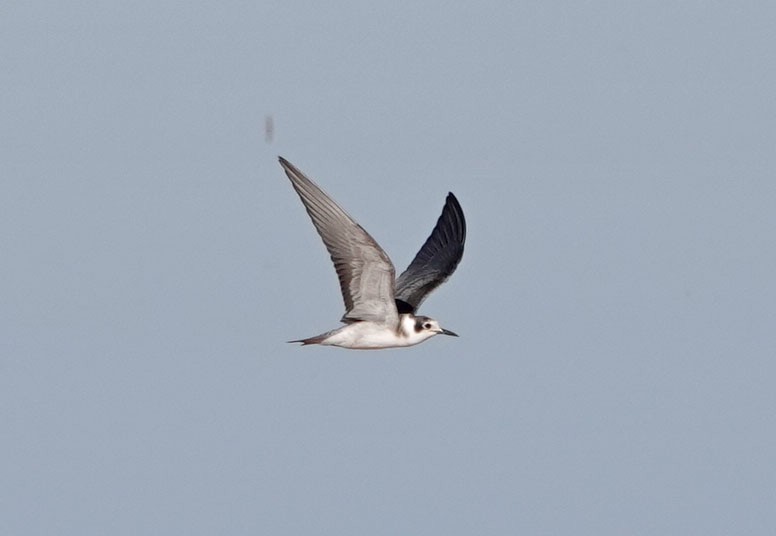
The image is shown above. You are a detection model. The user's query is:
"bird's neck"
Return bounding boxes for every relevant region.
[397,314,416,337]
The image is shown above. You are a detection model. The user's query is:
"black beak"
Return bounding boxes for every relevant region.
[440,328,458,337]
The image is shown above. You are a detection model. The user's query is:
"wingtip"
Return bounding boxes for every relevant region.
[445,193,463,215]
[278,156,299,175]
[444,193,466,238]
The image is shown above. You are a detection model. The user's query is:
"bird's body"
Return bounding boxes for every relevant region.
[279,157,466,350]
[291,314,442,349]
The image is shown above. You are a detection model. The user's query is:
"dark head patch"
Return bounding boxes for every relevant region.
[414,316,431,333]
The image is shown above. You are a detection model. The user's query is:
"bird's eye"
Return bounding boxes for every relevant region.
[423,322,432,329]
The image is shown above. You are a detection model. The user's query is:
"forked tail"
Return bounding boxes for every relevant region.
[287,331,333,345]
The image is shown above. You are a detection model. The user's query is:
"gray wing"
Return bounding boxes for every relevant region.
[279,157,398,325]
[394,193,466,314]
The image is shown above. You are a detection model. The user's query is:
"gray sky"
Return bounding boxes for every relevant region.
[3,2,775,534]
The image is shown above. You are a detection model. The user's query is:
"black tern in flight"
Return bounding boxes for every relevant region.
[279,157,466,349]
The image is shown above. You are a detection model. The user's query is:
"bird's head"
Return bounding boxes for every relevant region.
[400,314,458,344]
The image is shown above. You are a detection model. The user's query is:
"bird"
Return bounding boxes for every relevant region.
[278,156,466,349]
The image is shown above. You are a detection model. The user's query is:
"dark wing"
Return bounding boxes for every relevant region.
[279,157,398,325]
[394,193,466,314]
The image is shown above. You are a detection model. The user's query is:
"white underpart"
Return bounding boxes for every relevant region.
[319,314,439,349]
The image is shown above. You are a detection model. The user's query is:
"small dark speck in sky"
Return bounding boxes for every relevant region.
[265,115,274,143]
